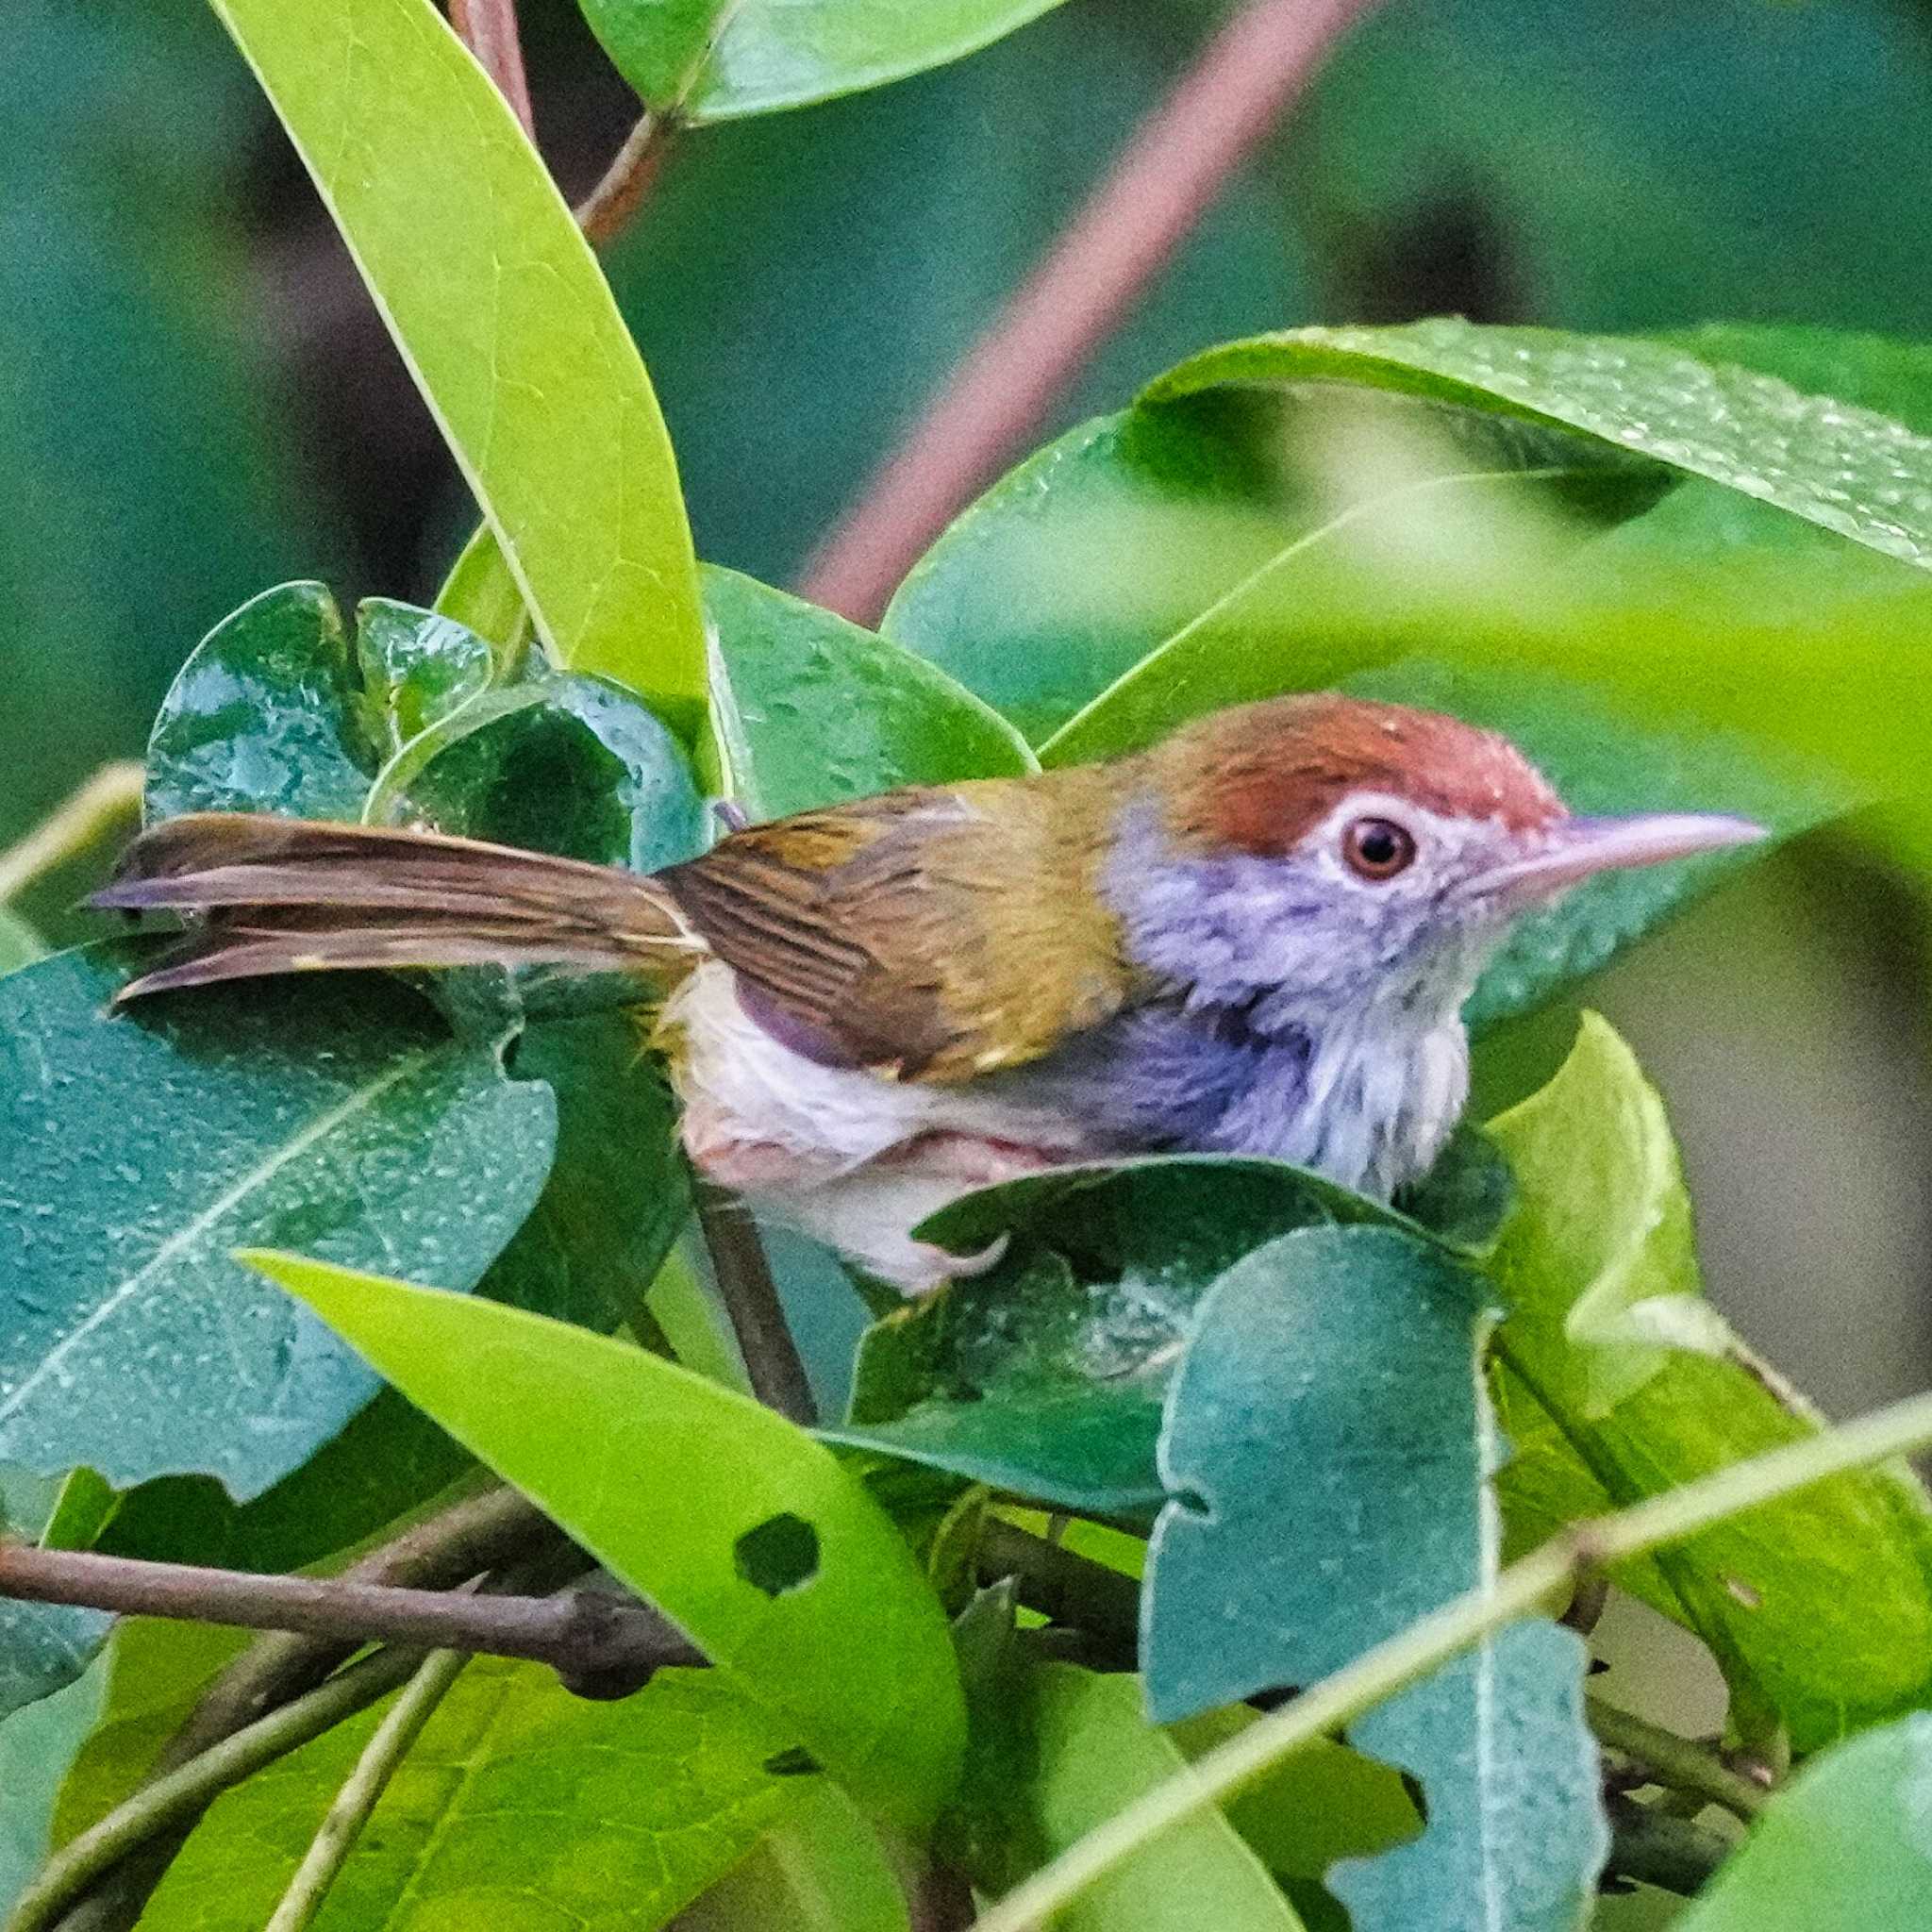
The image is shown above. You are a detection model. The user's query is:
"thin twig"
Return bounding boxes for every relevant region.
[972,1384,1932,1931]
[1588,1697,1770,1823]
[977,1518,1140,1660]
[0,763,144,903]
[5,1648,424,1932]
[1604,1795,1735,1898]
[262,1650,470,1932]
[795,0,1387,625]
[449,0,536,140]
[696,1186,818,1424]
[575,113,677,251]
[0,1542,698,1686]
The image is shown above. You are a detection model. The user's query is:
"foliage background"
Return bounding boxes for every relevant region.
[8,0,1930,1424]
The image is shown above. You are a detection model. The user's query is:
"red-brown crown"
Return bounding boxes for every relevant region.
[1149,694,1564,858]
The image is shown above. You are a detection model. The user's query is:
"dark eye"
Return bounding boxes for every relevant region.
[1341,816,1417,881]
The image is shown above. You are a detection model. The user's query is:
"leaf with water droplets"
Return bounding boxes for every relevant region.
[0,942,555,1499]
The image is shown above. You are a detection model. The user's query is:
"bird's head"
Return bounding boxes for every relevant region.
[1119,694,1765,1036]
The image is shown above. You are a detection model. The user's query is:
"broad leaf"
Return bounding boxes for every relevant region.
[135,1661,812,1932]
[0,1606,108,1729]
[208,0,708,746]
[0,1659,107,1918]
[0,907,47,975]
[0,944,556,1497]
[579,0,1074,124]
[704,565,1034,822]
[828,1148,1502,1512]
[1486,1014,1932,1748]
[1151,321,1932,571]
[251,1256,966,1835]
[1146,1226,1605,1930]
[1674,1711,1932,1929]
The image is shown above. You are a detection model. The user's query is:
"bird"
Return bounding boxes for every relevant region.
[95,693,1763,1291]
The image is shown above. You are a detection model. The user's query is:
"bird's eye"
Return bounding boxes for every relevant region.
[1341,816,1417,882]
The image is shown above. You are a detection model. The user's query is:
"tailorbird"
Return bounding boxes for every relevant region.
[97,694,1763,1290]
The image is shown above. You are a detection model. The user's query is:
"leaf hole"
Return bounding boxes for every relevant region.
[1172,1486,1214,1520]
[735,1513,821,1596]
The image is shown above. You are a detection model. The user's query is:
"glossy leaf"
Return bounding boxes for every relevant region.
[704,565,1034,823]
[0,943,556,1498]
[1674,1711,1932,1930]
[1147,1225,1605,1929]
[579,0,1074,124]
[1486,1014,1932,1748]
[831,1148,1502,1510]
[949,1594,1301,1932]
[136,1661,811,1932]
[250,1254,966,1834]
[1152,321,1932,570]
[208,0,708,744]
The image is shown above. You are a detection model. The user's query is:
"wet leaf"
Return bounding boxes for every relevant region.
[251,1255,966,1834]
[1486,1014,1932,1748]
[135,1662,812,1932]
[579,0,1074,124]
[0,943,556,1499]
[208,0,707,746]
[1674,1711,1932,1930]
[705,566,1033,822]
[1146,1225,1606,1930]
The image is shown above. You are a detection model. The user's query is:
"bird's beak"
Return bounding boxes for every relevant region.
[1476,812,1770,908]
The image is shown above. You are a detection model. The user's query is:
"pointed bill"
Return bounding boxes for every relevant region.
[1478,812,1769,906]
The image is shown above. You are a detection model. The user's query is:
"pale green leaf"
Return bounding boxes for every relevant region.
[247,1254,965,1834]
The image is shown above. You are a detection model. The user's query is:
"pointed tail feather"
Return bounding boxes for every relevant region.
[96,812,698,1003]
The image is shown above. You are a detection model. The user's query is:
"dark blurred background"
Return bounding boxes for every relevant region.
[9,0,1932,1419]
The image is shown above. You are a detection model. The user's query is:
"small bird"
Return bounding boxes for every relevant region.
[97,694,1762,1291]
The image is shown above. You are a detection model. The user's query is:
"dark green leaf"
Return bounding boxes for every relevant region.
[1674,1711,1932,1930]
[135,1662,811,1932]
[1486,1014,1932,1748]
[705,565,1033,822]
[579,0,1074,124]
[831,1152,1491,1510]
[0,943,555,1498]
[1146,1224,1605,1928]
[208,0,709,752]
[252,1256,966,1834]
[1152,322,1932,570]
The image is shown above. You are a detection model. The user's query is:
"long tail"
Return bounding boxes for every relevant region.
[93,812,698,1003]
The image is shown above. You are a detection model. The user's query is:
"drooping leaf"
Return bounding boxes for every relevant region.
[829,1148,1499,1512]
[704,565,1034,823]
[1486,1014,1932,1748]
[1673,1711,1932,1930]
[1146,1225,1605,1930]
[207,0,708,746]
[0,1468,114,1726]
[0,943,556,1498]
[134,1661,813,1932]
[249,1255,965,1835]
[1151,321,1932,571]
[578,0,1074,124]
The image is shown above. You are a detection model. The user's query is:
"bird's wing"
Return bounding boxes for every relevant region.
[659,774,1136,1082]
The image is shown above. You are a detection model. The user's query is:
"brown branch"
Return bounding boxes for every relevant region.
[0,1541,697,1690]
[575,113,678,252]
[696,1186,819,1424]
[450,0,536,140]
[796,0,1388,625]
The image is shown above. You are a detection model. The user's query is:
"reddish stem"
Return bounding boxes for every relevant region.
[797,0,1386,626]
[450,0,537,140]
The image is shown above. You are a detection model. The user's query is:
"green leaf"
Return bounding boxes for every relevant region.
[432,524,532,660]
[248,1254,966,1835]
[1674,1711,1932,1930]
[952,1619,1303,1931]
[704,566,1034,822]
[0,943,556,1498]
[0,1656,107,1918]
[0,907,47,975]
[1486,1014,1932,1748]
[0,1601,109,1727]
[1146,1224,1606,1928]
[208,0,707,746]
[829,1156,1449,1513]
[135,1661,811,1932]
[579,0,1074,124]
[1152,321,1932,571]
